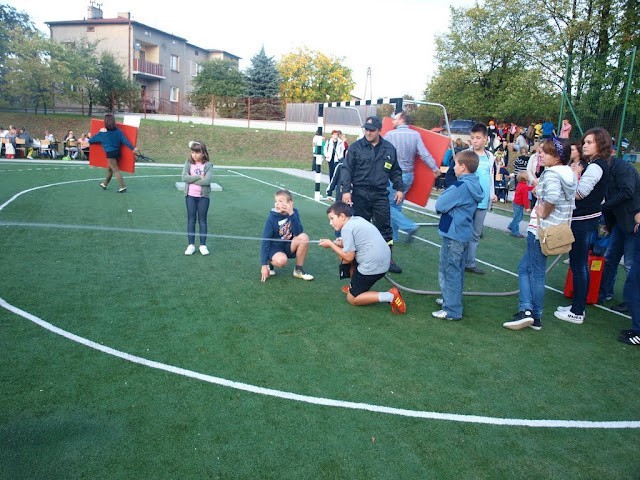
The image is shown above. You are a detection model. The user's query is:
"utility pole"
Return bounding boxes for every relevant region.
[363,67,372,102]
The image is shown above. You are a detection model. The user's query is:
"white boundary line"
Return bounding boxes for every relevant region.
[1,168,638,429]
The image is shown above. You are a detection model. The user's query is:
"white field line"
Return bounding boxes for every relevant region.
[2,297,638,429]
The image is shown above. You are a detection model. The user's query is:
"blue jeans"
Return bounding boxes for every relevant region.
[568,217,599,314]
[438,237,467,319]
[465,208,487,269]
[388,173,416,242]
[186,195,210,245]
[623,230,640,331]
[508,204,524,236]
[518,231,547,319]
[599,224,635,300]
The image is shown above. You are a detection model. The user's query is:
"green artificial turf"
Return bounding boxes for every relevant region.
[1,162,638,479]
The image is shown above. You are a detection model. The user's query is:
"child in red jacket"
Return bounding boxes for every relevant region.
[508,172,533,238]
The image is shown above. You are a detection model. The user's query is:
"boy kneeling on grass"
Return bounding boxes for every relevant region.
[260,189,314,282]
[318,201,406,314]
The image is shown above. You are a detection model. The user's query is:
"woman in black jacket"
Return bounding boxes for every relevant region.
[554,128,610,324]
[598,151,640,309]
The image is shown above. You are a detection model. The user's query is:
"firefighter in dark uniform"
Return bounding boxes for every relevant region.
[341,116,405,273]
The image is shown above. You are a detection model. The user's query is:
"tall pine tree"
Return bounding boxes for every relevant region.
[246,47,280,98]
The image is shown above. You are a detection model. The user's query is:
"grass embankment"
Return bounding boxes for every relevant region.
[2,111,638,174]
[0,112,319,168]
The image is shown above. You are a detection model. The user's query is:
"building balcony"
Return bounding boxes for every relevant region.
[133,59,165,79]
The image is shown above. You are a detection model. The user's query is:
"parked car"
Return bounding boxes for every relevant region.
[448,119,475,135]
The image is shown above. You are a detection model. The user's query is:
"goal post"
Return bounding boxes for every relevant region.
[312,98,404,201]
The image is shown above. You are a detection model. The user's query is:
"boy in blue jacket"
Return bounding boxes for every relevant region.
[433,151,484,321]
[260,189,314,283]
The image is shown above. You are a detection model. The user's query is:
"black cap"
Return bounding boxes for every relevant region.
[363,116,382,131]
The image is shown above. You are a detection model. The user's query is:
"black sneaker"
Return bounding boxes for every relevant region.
[618,330,640,345]
[612,302,629,313]
[388,259,402,274]
[465,265,485,275]
[503,310,534,330]
[529,318,542,331]
[405,227,419,244]
[597,294,614,305]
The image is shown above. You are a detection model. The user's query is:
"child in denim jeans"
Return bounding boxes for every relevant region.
[432,151,484,321]
[508,172,533,238]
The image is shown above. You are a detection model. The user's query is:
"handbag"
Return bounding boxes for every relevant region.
[537,218,574,256]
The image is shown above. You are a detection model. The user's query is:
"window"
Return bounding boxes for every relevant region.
[190,61,201,77]
[170,87,179,103]
[170,55,179,72]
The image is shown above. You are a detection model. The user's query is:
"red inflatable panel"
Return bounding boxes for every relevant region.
[381,117,451,207]
[563,254,605,305]
[89,119,138,174]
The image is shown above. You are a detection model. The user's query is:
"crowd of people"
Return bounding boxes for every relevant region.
[0,124,92,160]
[260,115,639,345]
[2,113,638,345]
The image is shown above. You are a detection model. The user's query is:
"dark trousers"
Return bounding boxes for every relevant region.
[328,159,336,182]
[352,188,392,243]
[186,195,210,245]
[623,229,640,331]
[568,217,599,314]
[599,223,635,300]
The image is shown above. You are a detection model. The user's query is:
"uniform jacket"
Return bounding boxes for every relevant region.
[341,136,403,193]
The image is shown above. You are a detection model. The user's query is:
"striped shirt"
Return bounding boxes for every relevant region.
[383,125,438,174]
[528,166,576,237]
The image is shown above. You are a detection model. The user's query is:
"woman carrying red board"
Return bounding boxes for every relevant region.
[90,113,139,193]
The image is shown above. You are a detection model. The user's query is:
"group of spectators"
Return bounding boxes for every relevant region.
[0,125,91,160]
[487,119,572,154]
[309,115,639,345]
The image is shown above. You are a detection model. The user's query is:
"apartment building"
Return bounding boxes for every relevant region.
[46,3,240,113]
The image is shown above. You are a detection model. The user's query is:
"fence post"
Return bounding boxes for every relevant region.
[617,45,636,154]
[143,88,147,119]
[558,55,571,133]
[247,97,251,129]
[284,101,288,132]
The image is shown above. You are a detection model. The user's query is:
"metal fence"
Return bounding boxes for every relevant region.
[560,46,638,153]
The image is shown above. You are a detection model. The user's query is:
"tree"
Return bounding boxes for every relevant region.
[427,0,639,145]
[189,59,247,116]
[245,46,279,98]
[277,47,354,103]
[55,39,100,115]
[0,4,37,95]
[94,52,138,112]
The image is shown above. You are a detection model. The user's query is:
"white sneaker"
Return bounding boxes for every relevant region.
[293,268,314,281]
[435,298,444,306]
[184,244,196,255]
[556,305,585,314]
[553,310,584,324]
[431,309,460,320]
[199,245,210,255]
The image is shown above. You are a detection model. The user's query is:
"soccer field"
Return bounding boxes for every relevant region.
[1,161,638,479]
